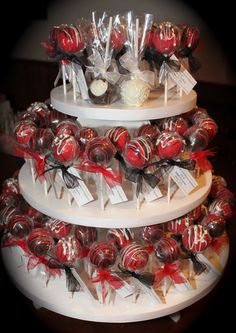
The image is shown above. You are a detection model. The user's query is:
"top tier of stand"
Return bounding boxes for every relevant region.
[51,85,197,124]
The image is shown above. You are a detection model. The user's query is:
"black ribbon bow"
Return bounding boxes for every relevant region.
[143,46,181,72]
[47,258,80,293]
[118,264,155,287]
[179,47,201,73]
[147,158,196,171]
[42,161,82,189]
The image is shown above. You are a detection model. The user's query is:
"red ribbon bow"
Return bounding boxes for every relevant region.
[75,160,122,187]
[154,263,185,286]
[91,269,124,303]
[190,149,216,172]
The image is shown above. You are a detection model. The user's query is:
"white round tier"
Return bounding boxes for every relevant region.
[1,246,228,323]
[19,163,212,228]
[51,85,197,121]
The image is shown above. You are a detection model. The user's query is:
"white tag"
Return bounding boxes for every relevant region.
[142,181,163,202]
[58,167,94,206]
[169,166,198,195]
[166,55,197,94]
[105,170,128,204]
[131,278,163,303]
[196,253,222,276]
[73,63,89,100]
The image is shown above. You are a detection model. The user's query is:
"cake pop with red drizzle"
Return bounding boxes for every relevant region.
[105,127,131,153]
[107,228,134,251]
[136,124,160,145]
[54,236,83,265]
[14,120,37,146]
[200,214,226,238]
[152,21,181,57]
[197,117,218,142]
[182,225,211,253]
[183,125,209,152]
[78,127,98,152]
[159,116,189,136]
[85,136,116,165]
[156,131,184,159]
[27,229,55,257]
[75,225,98,250]
[2,178,20,195]
[47,218,73,238]
[123,136,153,169]
[88,241,117,269]
[6,214,33,239]
[208,199,234,221]
[167,215,194,235]
[120,242,149,271]
[155,237,180,264]
[55,119,80,137]
[141,224,164,244]
[51,133,80,164]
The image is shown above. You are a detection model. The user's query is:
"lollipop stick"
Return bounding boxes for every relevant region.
[104,16,113,69]
[135,18,139,61]
[43,178,48,196]
[167,175,172,203]
[68,190,72,206]
[179,87,183,98]
[72,64,77,101]
[164,75,168,103]
[29,159,35,183]
[62,63,67,95]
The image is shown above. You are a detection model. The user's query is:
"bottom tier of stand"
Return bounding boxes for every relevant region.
[1,245,228,323]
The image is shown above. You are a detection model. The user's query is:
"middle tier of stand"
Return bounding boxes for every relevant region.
[19,163,212,228]
[51,85,197,125]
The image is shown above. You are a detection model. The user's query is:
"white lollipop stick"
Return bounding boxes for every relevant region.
[135,18,139,60]
[164,75,168,103]
[68,190,72,206]
[167,174,172,203]
[104,16,113,69]
[29,159,35,183]
[62,63,67,95]
[72,64,77,101]
[43,178,48,196]
[179,87,183,97]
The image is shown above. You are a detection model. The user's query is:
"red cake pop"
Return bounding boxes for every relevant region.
[51,134,80,164]
[88,241,117,268]
[106,228,134,250]
[33,128,54,154]
[156,131,184,159]
[200,214,226,238]
[27,102,50,126]
[2,178,20,195]
[48,109,67,129]
[75,225,98,248]
[187,205,202,221]
[182,225,211,253]
[120,243,149,271]
[212,175,227,188]
[85,136,116,165]
[152,21,181,57]
[136,124,160,143]
[27,229,55,257]
[190,107,208,124]
[212,186,235,205]
[54,236,83,264]
[111,26,126,52]
[19,110,39,125]
[141,224,164,243]
[159,116,188,136]
[183,125,209,152]
[14,120,37,146]
[181,26,199,51]
[154,237,180,263]
[78,127,98,150]
[123,136,153,169]
[55,119,80,137]
[167,215,194,235]
[7,214,33,239]
[198,117,218,141]
[105,127,131,152]
[56,25,84,54]
[27,207,44,226]
[208,199,233,221]
[47,218,73,238]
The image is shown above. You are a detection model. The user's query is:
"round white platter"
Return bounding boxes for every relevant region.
[1,245,228,323]
[51,85,197,122]
[19,163,212,228]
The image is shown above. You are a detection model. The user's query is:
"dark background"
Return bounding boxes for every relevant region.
[1,1,236,332]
